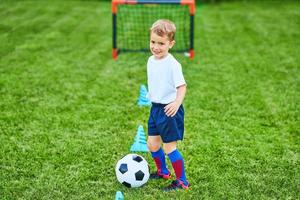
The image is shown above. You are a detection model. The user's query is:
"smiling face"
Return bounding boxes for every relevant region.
[150,32,175,60]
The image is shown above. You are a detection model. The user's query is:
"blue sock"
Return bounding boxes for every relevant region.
[151,148,169,175]
[168,149,188,186]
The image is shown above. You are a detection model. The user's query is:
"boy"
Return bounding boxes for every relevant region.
[147,19,189,191]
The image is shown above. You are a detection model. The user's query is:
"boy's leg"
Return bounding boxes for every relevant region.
[147,136,171,179]
[164,141,189,190]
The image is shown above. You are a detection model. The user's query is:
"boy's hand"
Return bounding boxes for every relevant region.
[164,101,181,117]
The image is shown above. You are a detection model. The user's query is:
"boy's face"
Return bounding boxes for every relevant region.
[150,32,175,59]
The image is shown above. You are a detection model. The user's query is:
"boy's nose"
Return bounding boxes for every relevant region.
[152,43,159,48]
[153,45,159,50]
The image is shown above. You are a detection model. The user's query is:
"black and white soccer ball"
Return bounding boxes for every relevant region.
[115,154,150,188]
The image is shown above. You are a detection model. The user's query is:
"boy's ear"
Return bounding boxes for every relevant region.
[169,40,175,49]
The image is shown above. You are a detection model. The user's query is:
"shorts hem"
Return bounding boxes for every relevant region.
[161,138,183,143]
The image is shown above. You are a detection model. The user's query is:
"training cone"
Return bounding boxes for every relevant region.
[115,191,124,200]
[130,125,149,152]
[137,85,151,106]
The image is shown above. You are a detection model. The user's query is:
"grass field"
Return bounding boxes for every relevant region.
[1,0,299,199]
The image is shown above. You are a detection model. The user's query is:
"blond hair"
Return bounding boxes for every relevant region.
[150,19,176,41]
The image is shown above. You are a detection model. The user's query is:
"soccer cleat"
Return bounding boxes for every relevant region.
[163,180,190,191]
[149,169,171,180]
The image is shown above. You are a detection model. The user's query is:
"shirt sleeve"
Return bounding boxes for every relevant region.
[172,63,186,88]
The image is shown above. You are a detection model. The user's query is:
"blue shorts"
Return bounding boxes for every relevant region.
[148,103,184,143]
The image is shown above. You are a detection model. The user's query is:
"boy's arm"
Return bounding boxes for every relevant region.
[164,84,187,117]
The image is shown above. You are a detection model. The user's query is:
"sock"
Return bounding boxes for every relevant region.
[168,149,188,186]
[151,148,169,175]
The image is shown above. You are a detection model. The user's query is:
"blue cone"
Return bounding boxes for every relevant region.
[137,85,151,106]
[130,125,149,152]
[115,191,124,200]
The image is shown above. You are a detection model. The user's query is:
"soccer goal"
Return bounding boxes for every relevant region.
[112,0,195,59]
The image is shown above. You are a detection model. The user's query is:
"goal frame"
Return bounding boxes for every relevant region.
[112,0,195,59]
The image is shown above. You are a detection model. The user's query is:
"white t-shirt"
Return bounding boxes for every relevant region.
[147,53,186,104]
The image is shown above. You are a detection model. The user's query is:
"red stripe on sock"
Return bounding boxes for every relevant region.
[153,157,162,170]
[171,159,183,179]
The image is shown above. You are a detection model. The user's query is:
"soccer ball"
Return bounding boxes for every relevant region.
[115,154,150,188]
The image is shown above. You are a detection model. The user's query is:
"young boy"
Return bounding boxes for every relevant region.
[147,19,189,191]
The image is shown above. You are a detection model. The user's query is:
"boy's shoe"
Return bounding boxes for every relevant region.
[163,180,190,191]
[150,169,171,180]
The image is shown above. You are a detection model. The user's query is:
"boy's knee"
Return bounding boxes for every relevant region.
[163,142,177,154]
[147,140,160,152]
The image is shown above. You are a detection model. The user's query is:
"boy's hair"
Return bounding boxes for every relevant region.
[150,19,176,41]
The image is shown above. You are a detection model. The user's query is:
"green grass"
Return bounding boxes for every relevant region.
[0,0,299,199]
